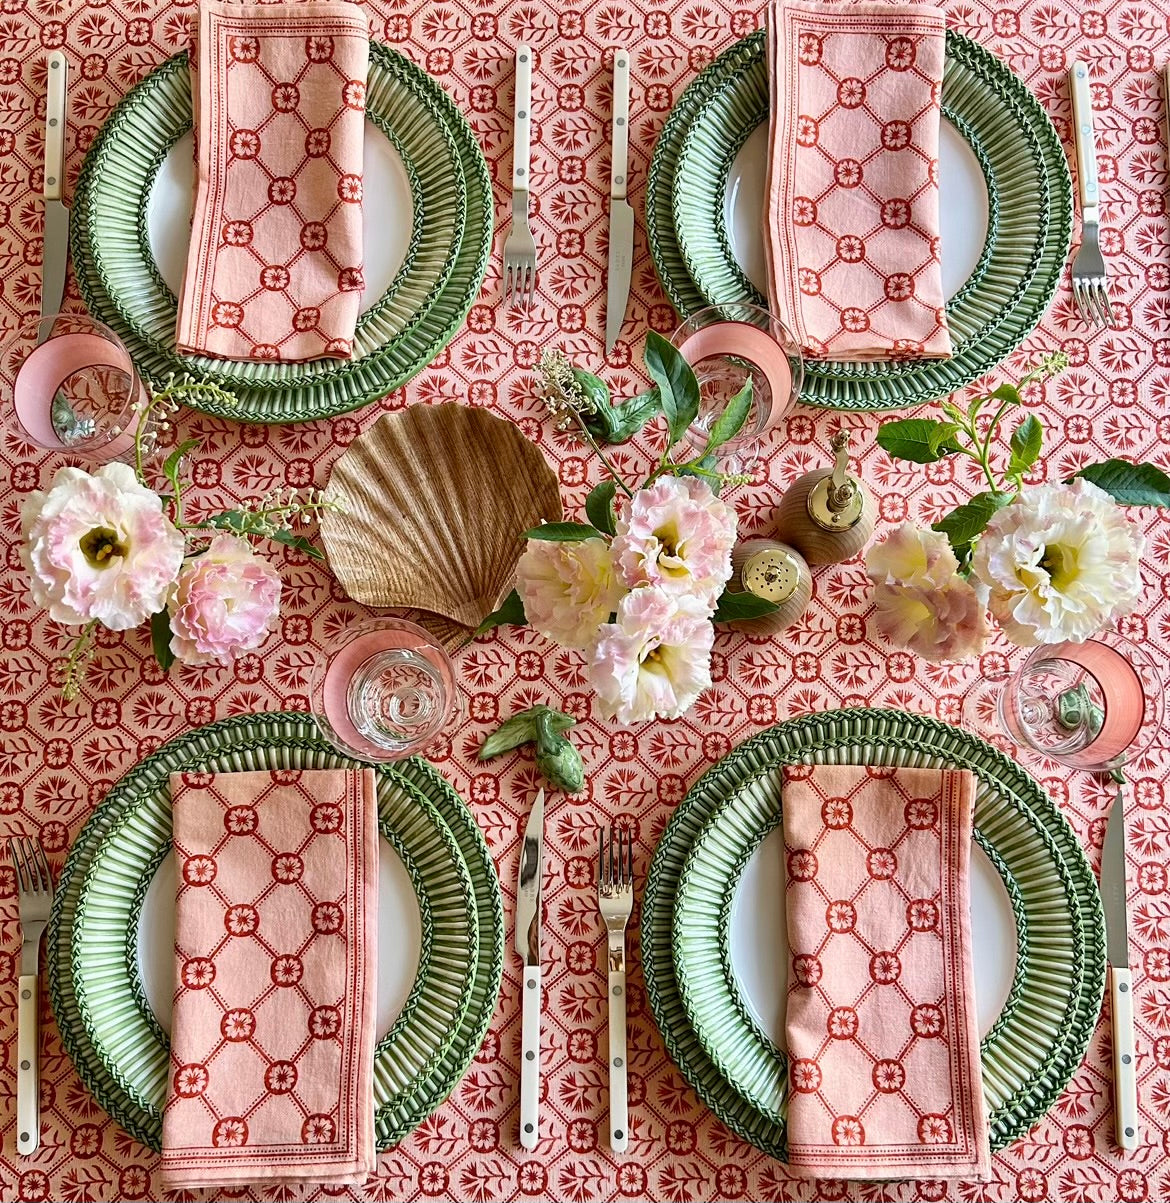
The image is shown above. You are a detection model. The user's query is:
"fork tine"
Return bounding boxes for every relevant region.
[32,841,50,895]
[597,827,604,888]
[1089,285,1109,329]
[8,838,25,892]
[1097,283,1115,328]
[626,829,634,888]
[504,263,513,307]
[526,266,536,310]
[1072,283,1093,328]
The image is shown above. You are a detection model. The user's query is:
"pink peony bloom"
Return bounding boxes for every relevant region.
[588,587,714,724]
[866,524,989,662]
[971,479,1143,645]
[168,534,281,665]
[21,462,185,630]
[611,475,736,611]
[515,535,624,650]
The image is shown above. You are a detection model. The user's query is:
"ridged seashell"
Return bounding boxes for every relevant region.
[320,404,563,627]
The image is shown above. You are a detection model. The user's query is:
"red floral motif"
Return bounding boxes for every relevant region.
[224,903,259,936]
[831,1115,865,1145]
[792,954,823,986]
[908,898,939,931]
[872,1059,906,1092]
[302,1114,336,1144]
[220,1008,255,1041]
[918,1114,954,1144]
[271,954,304,986]
[181,958,215,989]
[271,82,299,111]
[271,852,304,882]
[310,802,343,832]
[869,951,902,983]
[173,1063,208,1097]
[787,849,818,881]
[311,901,344,933]
[826,900,856,932]
[790,1059,822,1092]
[264,1061,298,1094]
[309,1005,342,1039]
[906,798,939,828]
[181,855,216,886]
[867,848,897,879]
[211,1118,248,1147]
[827,1006,859,1039]
[910,1003,945,1038]
[224,805,258,834]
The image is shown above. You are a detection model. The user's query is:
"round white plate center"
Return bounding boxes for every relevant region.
[146,122,412,316]
[725,117,990,304]
[729,826,1017,1048]
[140,835,423,1041]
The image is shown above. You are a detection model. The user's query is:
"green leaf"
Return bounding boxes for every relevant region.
[522,522,600,542]
[267,528,324,560]
[1007,414,1043,476]
[713,590,782,624]
[150,609,175,672]
[478,705,575,761]
[876,418,963,463]
[990,383,1023,407]
[931,490,1012,548]
[163,438,200,494]
[584,480,618,536]
[644,330,700,447]
[474,588,528,636]
[1072,459,1170,506]
[702,380,754,456]
[205,509,247,532]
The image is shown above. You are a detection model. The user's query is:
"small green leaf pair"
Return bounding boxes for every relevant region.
[478,705,585,794]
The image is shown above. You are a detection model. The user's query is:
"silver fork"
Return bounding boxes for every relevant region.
[502,44,537,309]
[1069,60,1114,328]
[9,837,53,1156]
[597,826,633,1154]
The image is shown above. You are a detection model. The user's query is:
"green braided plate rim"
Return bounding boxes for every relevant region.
[671,35,1046,373]
[642,709,1105,1160]
[646,31,1073,410]
[70,44,492,423]
[46,712,504,1151]
[69,739,475,1136]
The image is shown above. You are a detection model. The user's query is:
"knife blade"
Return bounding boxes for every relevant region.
[515,788,544,1149]
[39,50,69,344]
[605,49,633,355]
[1101,785,1138,1149]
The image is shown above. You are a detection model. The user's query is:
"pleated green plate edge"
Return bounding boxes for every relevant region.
[642,709,1105,1161]
[646,31,1072,410]
[671,740,1087,1141]
[71,43,492,423]
[69,744,478,1135]
[46,712,504,1152]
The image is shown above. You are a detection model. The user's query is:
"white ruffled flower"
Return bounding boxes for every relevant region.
[515,536,624,650]
[971,479,1143,645]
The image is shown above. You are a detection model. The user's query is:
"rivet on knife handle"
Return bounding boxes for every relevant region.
[611,48,630,201]
[44,51,66,202]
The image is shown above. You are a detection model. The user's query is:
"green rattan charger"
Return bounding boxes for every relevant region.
[71,43,491,423]
[643,709,1105,1159]
[647,32,1072,410]
[47,713,503,1151]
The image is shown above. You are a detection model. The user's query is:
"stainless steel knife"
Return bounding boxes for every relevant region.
[39,50,69,343]
[515,788,544,1150]
[605,49,633,355]
[1101,784,1138,1149]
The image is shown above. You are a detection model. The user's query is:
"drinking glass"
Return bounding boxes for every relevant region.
[997,631,1162,772]
[310,618,463,762]
[0,313,158,463]
[671,302,803,469]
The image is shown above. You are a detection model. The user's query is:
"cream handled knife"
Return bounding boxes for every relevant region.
[516,788,544,1150]
[605,48,633,354]
[40,50,69,343]
[1101,785,1138,1149]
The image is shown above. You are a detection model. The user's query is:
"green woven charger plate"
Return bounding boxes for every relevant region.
[647,32,1072,410]
[643,709,1105,1160]
[70,44,492,423]
[47,713,504,1151]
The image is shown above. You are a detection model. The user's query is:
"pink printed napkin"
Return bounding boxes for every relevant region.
[763,0,952,360]
[159,767,378,1189]
[176,0,370,363]
[781,763,989,1180]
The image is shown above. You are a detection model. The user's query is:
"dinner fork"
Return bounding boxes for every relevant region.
[502,44,537,309]
[1069,60,1114,328]
[597,826,633,1154]
[9,836,53,1156]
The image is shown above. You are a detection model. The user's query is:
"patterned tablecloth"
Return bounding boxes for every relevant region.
[1,0,1169,1199]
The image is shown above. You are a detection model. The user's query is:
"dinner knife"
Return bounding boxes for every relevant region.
[40,50,69,344]
[605,48,633,355]
[1101,784,1139,1149]
[516,788,544,1150]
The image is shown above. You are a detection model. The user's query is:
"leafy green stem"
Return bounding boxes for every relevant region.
[61,620,99,702]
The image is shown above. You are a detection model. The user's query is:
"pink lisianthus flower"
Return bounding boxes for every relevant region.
[611,475,736,611]
[866,524,989,662]
[588,587,714,724]
[20,462,185,630]
[515,535,624,649]
[168,534,281,665]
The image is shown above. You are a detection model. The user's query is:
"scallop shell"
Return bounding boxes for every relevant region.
[320,404,563,627]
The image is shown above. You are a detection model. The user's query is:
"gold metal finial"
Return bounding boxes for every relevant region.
[808,430,865,531]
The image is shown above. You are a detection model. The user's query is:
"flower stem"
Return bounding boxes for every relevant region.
[569,412,634,498]
[61,621,99,702]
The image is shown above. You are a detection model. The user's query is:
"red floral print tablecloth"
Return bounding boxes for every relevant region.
[1,0,1169,1200]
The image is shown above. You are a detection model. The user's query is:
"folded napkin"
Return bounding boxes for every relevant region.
[176,0,370,363]
[764,0,952,360]
[160,767,378,1190]
[782,763,989,1180]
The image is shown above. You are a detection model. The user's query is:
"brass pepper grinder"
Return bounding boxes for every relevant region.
[725,539,813,635]
[774,430,875,565]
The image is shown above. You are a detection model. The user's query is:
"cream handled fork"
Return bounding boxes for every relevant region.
[9,837,54,1156]
[598,827,633,1154]
[502,44,537,309]
[1069,60,1114,327]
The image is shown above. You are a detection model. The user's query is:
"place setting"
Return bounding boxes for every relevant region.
[3,0,1170,1193]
